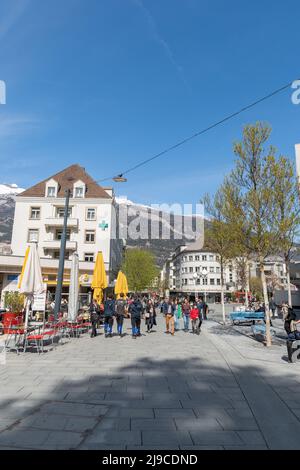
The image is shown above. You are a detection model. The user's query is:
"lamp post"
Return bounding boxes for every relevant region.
[54,188,71,321]
[201,267,208,303]
[193,272,200,300]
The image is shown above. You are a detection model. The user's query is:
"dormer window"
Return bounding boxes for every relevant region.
[73,180,86,198]
[45,178,58,198]
[47,186,56,197]
[75,187,84,198]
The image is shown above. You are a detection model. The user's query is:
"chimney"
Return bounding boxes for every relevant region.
[296,144,300,184]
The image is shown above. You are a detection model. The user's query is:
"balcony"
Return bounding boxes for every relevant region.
[45,217,78,228]
[43,240,77,251]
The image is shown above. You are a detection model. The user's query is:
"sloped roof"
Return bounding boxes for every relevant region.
[19,164,111,199]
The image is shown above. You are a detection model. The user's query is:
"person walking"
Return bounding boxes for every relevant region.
[284,307,300,362]
[202,300,208,320]
[196,298,203,333]
[269,296,277,318]
[190,304,199,334]
[164,299,175,335]
[145,299,156,333]
[89,299,100,338]
[182,299,191,332]
[174,299,182,331]
[104,294,115,338]
[115,293,127,338]
[128,296,143,339]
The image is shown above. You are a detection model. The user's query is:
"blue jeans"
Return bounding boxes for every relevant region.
[183,315,189,330]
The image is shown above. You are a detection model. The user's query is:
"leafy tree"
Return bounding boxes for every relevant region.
[269,156,300,306]
[122,249,159,293]
[204,182,238,324]
[230,122,279,346]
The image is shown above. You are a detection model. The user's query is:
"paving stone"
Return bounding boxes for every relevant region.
[237,430,267,446]
[83,430,141,446]
[175,418,223,431]
[142,430,193,447]
[16,413,97,432]
[94,418,130,431]
[106,408,154,418]
[154,409,196,419]
[190,431,243,446]
[131,419,176,430]
[39,401,108,417]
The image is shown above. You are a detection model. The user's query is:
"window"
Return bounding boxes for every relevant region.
[183,256,187,262]
[210,278,215,285]
[86,208,96,220]
[202,255,207,261]
[196,278,201,285]
[216,255,220,261]
[216,267,220,274]
[30,207,40,219]
[217,278,221,285]
[47,186,56,197]
[75,187,84,198]
[54,251,70,260]
[189,256,193,261]
[195,266,200,273]
[85,230,95,243]
[84,253,94,262]
[203,278,208,285]
[195,255,200,261]
[189,267,193,273]
[56,207,72,218]
[56,229,70,241]
[28,229,39,242]
[184,279,188,285]
[209,255,214,261]
[210,267,214,273]
[184,267,188,273]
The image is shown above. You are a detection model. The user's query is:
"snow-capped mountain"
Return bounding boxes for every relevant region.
[0,183,24,195]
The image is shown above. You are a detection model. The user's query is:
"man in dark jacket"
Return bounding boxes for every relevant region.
[89,300,100,338]
[128,296,143,339]
[104,295,115,338]
[115,293,127,338]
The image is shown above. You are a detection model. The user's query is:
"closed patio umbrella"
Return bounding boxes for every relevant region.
[68,252,79,322]
[114,271,128,298]
[91,251,107,304]
[18,243,45,329]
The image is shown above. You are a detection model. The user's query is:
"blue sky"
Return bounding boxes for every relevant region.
[0,0,299,205]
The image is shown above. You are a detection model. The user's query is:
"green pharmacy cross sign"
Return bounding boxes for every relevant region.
[99,220,109,231]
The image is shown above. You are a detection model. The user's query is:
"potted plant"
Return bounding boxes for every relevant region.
[2,291,25,333]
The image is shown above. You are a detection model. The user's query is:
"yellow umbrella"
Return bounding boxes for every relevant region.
[91,251,107,304]
[18,246,30,289]
[121,272,128,296]
[114,271,128,299]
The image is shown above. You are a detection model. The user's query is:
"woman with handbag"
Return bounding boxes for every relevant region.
[145,299,155,333]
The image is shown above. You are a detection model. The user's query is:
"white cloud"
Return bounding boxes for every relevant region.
[132,0,187,84]
[0,0,30,40]
[0,114,39,138]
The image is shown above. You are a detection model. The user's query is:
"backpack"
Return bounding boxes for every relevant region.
[116,300,126,316]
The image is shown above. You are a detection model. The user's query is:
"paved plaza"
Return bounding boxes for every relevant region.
[0,314,300,450]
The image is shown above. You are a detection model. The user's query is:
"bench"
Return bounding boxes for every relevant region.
[252,324,276,339]
[229,312,265,325]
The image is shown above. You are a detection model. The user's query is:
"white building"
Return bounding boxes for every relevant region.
[162,239,289,302]
[163,239,238,302]
[0,164,123,305]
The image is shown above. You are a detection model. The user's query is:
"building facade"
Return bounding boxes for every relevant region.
[162,238,290,302]
[0,164,123,306]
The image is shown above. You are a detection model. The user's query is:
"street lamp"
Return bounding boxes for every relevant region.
[193,272,200,300]
[201,267,208,303]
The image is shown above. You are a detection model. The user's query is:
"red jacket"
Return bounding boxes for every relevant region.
[190,308,199,320]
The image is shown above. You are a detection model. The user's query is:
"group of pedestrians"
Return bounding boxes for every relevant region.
[162,297,208,336]
[89,294,158,339]
[89,294,208,339]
